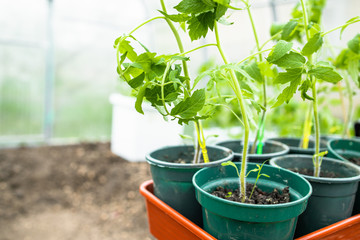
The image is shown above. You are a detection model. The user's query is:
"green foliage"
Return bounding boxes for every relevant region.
[172,0,229,41]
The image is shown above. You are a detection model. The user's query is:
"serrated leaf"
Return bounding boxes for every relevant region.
[174,0,214,14]
[272,75,302,107]
[158,10,192,22]
[348,34,360,54]
[301,33,323,56]
[187,11,215,41]
[244,60,263,83]
[281,20,298,41]
[274,68,303,84]
[119,39,137,62]
[201,0,216,7]
[272,51,306,69]
[128,72,145,88]
[309,66,343,83]
[171,89,206,118]
[267,40,293,63]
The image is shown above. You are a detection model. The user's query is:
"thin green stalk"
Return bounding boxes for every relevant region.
[242,0,267,154]
[301,0,320,177]
[343,73,353,138]
[215,22,250,202]
[129,16,165,35]
[180,43,218,56]
[160,0,190,89]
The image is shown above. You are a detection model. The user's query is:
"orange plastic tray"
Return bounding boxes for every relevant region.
[296,214,360,240]
[139,180,216,240]
[140,180,360,240]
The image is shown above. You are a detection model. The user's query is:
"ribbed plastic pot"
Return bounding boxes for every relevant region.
[146,145,233,226]
[269,155,360,237]
[327,138,360,215]
[268,137,327,155]
[216,140,289,163]
[192,162,312,240]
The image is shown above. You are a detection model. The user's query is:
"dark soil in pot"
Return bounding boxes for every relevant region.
[212,184,290,204]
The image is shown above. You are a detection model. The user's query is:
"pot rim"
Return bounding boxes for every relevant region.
[192,162,312,209]
[269,154,360,183]
[146,144,234,169]
[327,138,360,162]
[216,139,290,159]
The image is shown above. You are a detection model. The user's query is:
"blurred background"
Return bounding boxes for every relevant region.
[0,0,359,150]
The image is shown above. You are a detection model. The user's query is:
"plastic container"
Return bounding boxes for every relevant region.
[193,162,312,240]
[139,180,216,240]
[270,155,360,236]
[109,93,182,161]
[216,140,289,163]
[146,145,233,226]
[296,214,360,240]
[268,137,327,155]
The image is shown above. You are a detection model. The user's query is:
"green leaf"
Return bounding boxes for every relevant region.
[270,23,285,37]
[119,39,137,62]
[340,16,360,38]
[135,84,148,114]
[128,72,145,88]
[158,10,191,22]
[174,0,214,14]
[134,52,157,73]
[201,0,216,7]
[309,66,343,83]
[221,160,240,177]
[267,40,293,63]
[215,3,228,20]
[213,0,230,5]
[301,33,323,56]
[272,74,302,107]
[281,20,298,41]
[272,51,306,69]
[171,89,206,118]
[348,34,360,54]
[187,11,215,41]
[299,79,313,101]
[244,60,263,83]
[170,55,190,61]
[274,68,303,84]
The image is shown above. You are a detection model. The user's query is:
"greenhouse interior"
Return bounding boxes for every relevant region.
[1,0,360,239]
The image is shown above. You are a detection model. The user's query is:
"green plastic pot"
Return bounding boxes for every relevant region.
[269,155,360,237]
[268,137,327,155]
[327,138,360,215]
[216,140,289,163]
[146,145,233,226]
[192,162,312,240]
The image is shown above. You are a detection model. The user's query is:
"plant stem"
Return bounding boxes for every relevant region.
[301,0,320,177]
[243,1,267,154]
[160,0,190,89]
[181,43,218,56]
[343,73,353,138]
[129,16,165,35]
[215,22,249,202]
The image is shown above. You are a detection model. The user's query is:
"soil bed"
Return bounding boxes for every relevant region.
[212,184,290,204]
[0,142,154,240]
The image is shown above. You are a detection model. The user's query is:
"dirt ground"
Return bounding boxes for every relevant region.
[0,142,155,240]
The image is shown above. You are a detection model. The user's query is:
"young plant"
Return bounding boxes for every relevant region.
[268,0,359,177]
[222,161,270,201]
[114,0,221,164]
[332,34,360,137]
